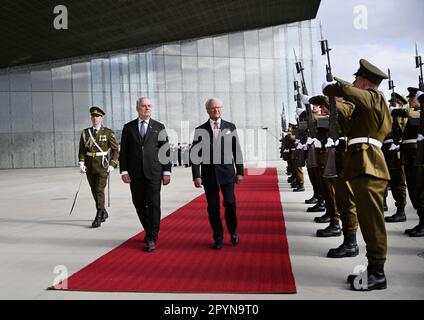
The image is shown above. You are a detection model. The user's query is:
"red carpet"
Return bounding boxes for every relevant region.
[51,168,296,293]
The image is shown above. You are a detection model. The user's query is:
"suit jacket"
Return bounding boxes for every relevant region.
[324,79,392,181]
[191,119,244,185]
[119,118,171,180]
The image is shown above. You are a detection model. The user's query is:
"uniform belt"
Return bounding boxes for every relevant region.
[338,137,347,141]
[348,137,382,149]
[290,148,296,151]
[383,139,393,144]
[402,139,417,144]
[86,151,108,157]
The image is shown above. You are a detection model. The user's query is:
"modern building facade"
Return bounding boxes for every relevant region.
[0,20,318,169]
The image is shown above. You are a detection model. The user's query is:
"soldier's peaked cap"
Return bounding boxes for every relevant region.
[309,95,329,106]
[90,106,105,116]
[389,92,407,105]
[353,59,388,85]
[406,87,419,98]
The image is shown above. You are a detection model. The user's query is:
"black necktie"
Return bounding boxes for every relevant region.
[93,128,98,137]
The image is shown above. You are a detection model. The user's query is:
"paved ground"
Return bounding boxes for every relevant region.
[0,163,423,300]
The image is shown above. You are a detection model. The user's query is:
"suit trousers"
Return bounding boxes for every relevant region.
[350,175,388,265]
[86,170,108,209]
[204,183,237,242]
[130,176,162,241]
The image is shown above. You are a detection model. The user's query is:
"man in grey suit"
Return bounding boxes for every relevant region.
[119,97,172,252]
[191,98,244,250]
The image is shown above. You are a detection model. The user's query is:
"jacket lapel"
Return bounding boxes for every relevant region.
[144,119,155,143]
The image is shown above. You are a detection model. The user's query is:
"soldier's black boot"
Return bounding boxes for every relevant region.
[290,180,299,188]
[405,210,424,236]
[91,209,103,228]
[307,199,325,212]
[385,207,406,223]
[305,195,318,204]
[316,219,341,237]
[349,263,387,291]
[314,212,331,223]
[101,209,109,222]
[408,211,424,237]
[293,183,305,192]
[288,175,295,183]
[327,232,359,258]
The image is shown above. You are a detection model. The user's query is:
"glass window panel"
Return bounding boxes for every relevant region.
[31,70,52,91]
[213,35,229,57]
[198,57,214,92]
[10,71,31,91]
[245,93,261,128]
[182,92,200,130]
[182,56,198,92]
[0,134,11,168]
[259,28,274,59]
[139,53,148,93]
[197,38,213,57]
[33,132,55,168]
[10,92,32,132]
[11,133,34,168]
[72,62,91,92]
[164,55,182,92]
[164,43,181,56]
[229,58,245,93]
[273,26,282,59]
[0,92,10,132]
[214,57,230,93]
[52,65,72,92]
[90,60,103,93]
[32,92,53,132]
[119,55,130,95]
[153,55,165,92]
[52,92,74,132]
[260,59,274,93]
[245,58,260,92]
[0,73,9,91]
[230,93,246,128]
[244,30,259,58]
[73,92,92,131]
[229,33,244,58]
[181,40,197,56]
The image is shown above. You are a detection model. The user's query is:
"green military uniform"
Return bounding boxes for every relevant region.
[383,93,408,222]
[287,129,305,189]
[78,106,120,228]
[398,87,424,236]
[324,59,392,290]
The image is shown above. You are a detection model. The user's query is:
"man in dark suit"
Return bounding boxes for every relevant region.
[191,98,244,250]
[119,97,172,252]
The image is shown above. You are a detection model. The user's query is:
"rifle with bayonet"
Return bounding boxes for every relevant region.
[293,76,307,167]
[320,23,339,178]
[415,42,424,165]
[387,69,403,169]
[280,103,289,160]
[294,49,318,169]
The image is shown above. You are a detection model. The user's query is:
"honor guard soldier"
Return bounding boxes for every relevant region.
[78,106,120,228]
[323,59,392,291]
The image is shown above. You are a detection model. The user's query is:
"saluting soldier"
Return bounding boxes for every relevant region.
[78,106,120,228]
[323,59,392,291]
[383,93,408,223]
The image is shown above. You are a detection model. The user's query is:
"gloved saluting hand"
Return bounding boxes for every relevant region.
[79,161,87,174]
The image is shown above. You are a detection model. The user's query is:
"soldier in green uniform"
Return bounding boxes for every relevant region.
[383,93,408,223]
[394,87,424,236]
[288,124,305,191]
[323,59,392,291]
[78,106,120,228]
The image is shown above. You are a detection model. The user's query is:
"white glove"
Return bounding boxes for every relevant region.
[306,137,314,145]
[417,134,424,142]
[325,137,336,148]
[389,143,400,151]
[416,90,424,99]
[107,165,114,173]
[313,139,322,149]
[301,94,311,105]
[79,161,87,174]
[296,107,305,116]
[322,80,337,92]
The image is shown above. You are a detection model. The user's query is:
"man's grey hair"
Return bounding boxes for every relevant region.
[205,98,223,109]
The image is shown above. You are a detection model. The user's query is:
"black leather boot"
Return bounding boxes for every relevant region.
[405,210,424,236]
[293,183,305,192]
[314,212,330,223]
[288,175,295,183]
[101,209,109,222]
[305,196,318,204]
[316,219,341,237]
[327,232,359,258]
[91,209,103,228]
[349,263,387,291]
[385,207,406,223]
[307,200,325,212]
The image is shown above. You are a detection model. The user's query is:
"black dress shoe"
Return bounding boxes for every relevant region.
[307,203,326,212]
[212,241,222,250]
[384,211,406,223]
[327,243,359,258]
[316,222,341,237]
[101,209,109,222]
[409,224,424,237]
[348,264,387,291]
[314,213,331,223]
[91,210,103,228]
[405,224,423,235]
[145,240,156,252]
[231,233,240,245]
[293,184,305,192]
[305,197,318,204]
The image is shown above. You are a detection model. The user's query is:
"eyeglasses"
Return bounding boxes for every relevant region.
[207,107,222,111]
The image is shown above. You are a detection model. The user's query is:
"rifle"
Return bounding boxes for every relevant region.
[281,102,288,133]
[387,69,402,169]
[415,42,424,165]
[294,48,318,169]
[293,75,307,167]
[320,22,339,178]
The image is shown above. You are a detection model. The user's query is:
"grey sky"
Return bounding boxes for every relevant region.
[315,0,424,99]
